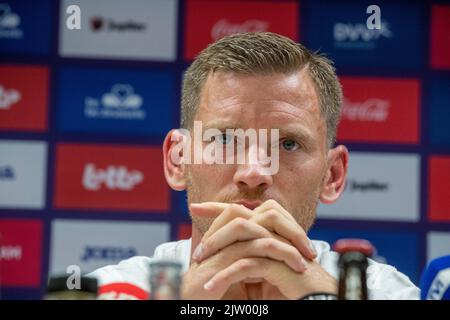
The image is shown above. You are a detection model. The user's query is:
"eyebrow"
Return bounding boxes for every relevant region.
[202,121,315,145]
[279,126,315,145]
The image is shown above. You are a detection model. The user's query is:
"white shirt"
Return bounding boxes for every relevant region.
[88,238,420,300]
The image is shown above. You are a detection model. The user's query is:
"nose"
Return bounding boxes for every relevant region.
[233,144,274,190]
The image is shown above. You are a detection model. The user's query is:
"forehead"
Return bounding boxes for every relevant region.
[196,70,325,133]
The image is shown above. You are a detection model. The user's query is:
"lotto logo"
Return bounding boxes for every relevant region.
[54,144,170,212]
[82,163,143,191]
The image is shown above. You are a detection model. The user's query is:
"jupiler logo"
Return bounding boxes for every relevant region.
[90,16,146,32]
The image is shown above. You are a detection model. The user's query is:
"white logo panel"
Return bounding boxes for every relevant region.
[427,232,450,263]
[59,0,177,61]
[49,219,170,275]
[318,152,420,221]
[0,140,47,209]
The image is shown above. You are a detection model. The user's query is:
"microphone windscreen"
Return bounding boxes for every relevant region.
[420,255,450,300]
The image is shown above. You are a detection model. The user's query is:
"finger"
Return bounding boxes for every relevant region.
[201,203,253,241]
[204,258,303,300]
[251,209,317,260]
[189,202,230,218]
[193,218,272,261]
[201,234,307,273]
[203,257,301,300]
[254,199,297,224]
[203,258,268,297]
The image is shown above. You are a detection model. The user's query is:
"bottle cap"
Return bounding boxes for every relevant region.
[333,238,374,257]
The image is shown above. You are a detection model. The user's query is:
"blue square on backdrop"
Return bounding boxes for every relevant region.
[309,227,420,284]
[58,67,175,138]
[430,77,450,147]
[0,0,52,55]
[304,1,423,69]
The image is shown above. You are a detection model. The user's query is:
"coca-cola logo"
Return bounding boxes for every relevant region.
[211,19,269,40]
[342,98,390,122]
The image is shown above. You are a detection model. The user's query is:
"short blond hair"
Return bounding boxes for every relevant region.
[181,32,342,147]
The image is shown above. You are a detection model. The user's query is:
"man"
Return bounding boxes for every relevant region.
[89,32,419,300]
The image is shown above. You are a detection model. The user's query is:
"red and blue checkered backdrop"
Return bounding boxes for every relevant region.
[0,0,449,299]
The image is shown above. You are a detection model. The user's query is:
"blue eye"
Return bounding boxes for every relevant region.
[281,139,299,151]
[215,133,233,145]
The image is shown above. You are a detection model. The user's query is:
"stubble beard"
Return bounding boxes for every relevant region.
[185,168,322,236]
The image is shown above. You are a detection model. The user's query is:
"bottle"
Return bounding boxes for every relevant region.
[333,239,374,300]
[148,259,182,300]
[44,275,98,300]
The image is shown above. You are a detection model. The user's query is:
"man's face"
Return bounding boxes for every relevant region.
[185,69,329,234]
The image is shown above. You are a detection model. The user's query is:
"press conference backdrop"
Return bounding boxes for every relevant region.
[0,0,449,299]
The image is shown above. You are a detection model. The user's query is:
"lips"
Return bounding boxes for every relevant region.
[233,200,262,210]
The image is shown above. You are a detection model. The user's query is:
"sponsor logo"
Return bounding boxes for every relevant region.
[338,77,420,144]
[185,1,298,60]
[306,2,422,68]
[59,0,177,61]
[80,246,137,262]
[0,245,22,261]
[345,179,389,192]
[54,144,169,212]
[0,85,21,109]
[318,152,420,222]
[84,84,146,120]
[0,65,49,132]
[0,3,23,39]
[334,21,392,49]
[50,220,170,275]
[342,98,390,122]
[211,19,269,40]
[0,140,47,209]
[90,16,146,32]
[57,67,173,136]
[0,165,14,180]
[82,163,143,191]
[0,219,43,286]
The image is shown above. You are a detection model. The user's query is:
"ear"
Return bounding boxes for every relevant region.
[319,145,349,204]
[163,129,188,191]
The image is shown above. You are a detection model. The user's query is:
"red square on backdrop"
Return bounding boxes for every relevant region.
[430,5,450,69]
[54,144,170,212]
[428,156,450,222]
[184,0,299,60]
[337,77,420,144]
[0,219,43,287]
[178,223,192,240]
[0,65,49,132]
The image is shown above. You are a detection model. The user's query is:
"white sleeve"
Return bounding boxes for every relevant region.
[366,263,420,300]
